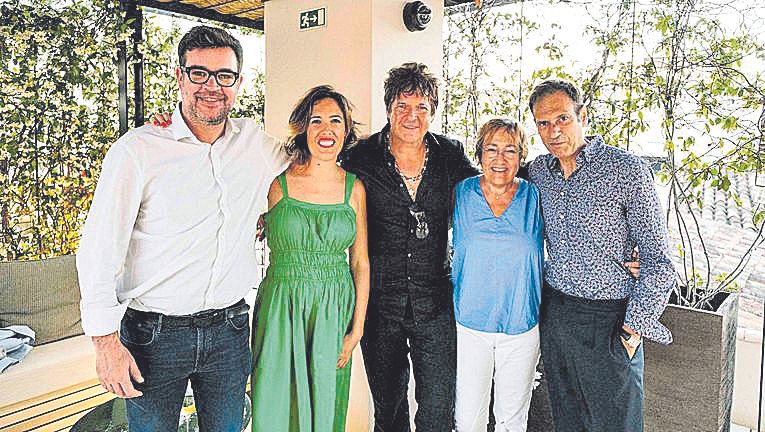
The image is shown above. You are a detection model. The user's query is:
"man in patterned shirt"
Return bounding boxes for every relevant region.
[527,79,675,432]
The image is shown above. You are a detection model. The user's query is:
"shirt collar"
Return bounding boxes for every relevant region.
[545,135,606,171]
[583,135,606,159]
[169,103,240,144]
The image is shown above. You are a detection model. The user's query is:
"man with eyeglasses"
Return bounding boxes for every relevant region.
[527,79,674,432]
[77,26,288,431]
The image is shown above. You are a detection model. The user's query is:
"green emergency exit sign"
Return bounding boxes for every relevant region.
[299,7,326,31]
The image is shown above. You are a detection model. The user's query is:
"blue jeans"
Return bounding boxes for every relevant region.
[120,302,251,432]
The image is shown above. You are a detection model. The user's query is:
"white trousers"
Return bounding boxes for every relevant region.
[455,323,540,432]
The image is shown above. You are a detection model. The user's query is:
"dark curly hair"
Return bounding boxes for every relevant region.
[383,62,439,115]
[286,85,359,165]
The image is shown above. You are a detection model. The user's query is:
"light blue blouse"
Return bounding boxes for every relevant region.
[452,175,544,335]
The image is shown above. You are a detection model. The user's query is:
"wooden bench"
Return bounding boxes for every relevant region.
[0,335,106,432]
[0,379,114,432]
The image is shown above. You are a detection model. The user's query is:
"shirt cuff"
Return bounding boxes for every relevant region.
[624,308,673,345]
[80,301,131,337]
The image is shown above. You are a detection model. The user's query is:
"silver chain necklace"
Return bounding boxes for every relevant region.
[387,133,429,199]
[385,133,430,239]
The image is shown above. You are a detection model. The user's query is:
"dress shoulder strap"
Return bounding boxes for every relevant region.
[277,173,289,198]
[343,172,356,205]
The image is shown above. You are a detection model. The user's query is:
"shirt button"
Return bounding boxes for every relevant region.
[410,229,414,234]
[560,191,565,197]
[407,253,412,258]
[559,214,564,219]
[400,183,404,188]
[407,276,411,280]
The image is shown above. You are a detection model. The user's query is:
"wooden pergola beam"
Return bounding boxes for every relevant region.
[137,0,264,30]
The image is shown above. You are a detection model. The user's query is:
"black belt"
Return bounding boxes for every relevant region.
[126,299,248,329]
[544,285,628,311]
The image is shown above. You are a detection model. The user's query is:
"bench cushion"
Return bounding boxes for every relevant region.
[0,255,83,345]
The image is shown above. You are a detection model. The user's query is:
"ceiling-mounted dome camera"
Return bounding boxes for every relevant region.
[403,1,432,32]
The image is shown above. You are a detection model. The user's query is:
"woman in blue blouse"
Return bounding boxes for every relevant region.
[452,119,543,432]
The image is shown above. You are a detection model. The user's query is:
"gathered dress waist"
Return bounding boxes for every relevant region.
[266,250,350,281]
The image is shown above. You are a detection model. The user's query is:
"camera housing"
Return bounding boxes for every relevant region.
[403,1,432,32]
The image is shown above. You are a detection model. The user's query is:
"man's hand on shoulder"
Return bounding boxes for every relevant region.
[256,213,266,242]
[92,332,144,398]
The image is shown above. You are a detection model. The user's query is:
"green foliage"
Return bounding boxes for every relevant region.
[140,18,182,118]
[442,3,534,144]
[442,0,765,308]
[231,68,266,124]
[0,1,266,260]
[0,0,123,260]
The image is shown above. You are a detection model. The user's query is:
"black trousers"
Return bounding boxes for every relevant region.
[540,288,644,432]
[360,306,457,432]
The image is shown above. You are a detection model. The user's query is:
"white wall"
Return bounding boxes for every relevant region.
[369,1,444,134]
[265,0,444,139]
[732,328,765,429]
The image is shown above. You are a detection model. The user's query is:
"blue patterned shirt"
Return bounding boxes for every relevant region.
[529,136,675,344]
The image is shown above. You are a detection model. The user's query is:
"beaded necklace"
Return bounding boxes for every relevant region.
[386,132,429,200]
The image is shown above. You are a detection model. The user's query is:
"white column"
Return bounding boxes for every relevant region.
[264,2,445,430]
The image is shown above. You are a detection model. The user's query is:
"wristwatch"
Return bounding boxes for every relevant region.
[619,328,642,349]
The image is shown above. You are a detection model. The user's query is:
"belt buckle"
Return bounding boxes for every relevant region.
[191,313,216,328]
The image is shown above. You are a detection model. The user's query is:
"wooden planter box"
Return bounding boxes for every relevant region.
[527,292,739,432]
[644,292,739,432]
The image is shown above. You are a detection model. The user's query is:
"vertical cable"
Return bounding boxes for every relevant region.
[626,0,637,151]
[517,0,524,123]
[757,100,765,432]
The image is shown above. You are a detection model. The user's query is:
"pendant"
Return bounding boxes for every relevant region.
[408,204,429,239]
[415,220,429,239]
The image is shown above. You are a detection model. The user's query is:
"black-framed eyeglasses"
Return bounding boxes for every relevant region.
[181,66,240,88]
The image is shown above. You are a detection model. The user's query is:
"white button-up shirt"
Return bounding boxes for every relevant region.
[77,109,289,336]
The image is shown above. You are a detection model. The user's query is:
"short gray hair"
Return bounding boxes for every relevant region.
[474,118,529,165]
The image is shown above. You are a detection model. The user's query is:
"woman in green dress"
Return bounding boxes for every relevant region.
[251,85,370,432]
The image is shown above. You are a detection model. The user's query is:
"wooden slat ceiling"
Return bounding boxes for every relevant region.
[137,0,484,31]
[137,0,266,29]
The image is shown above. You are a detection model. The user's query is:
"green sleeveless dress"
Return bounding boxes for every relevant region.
[251,172,357,432]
